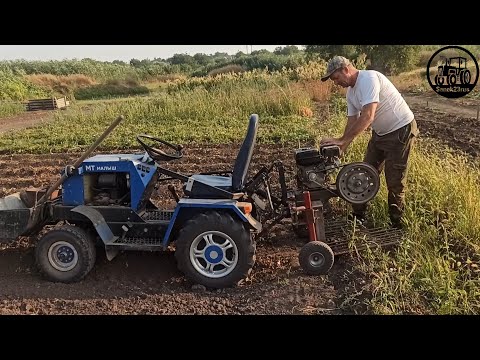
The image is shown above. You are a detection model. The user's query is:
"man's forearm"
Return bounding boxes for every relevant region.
[343,116,357,137]
[341,113,374,144]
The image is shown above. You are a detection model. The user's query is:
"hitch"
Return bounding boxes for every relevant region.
[294,191,335,276]
[246,161,290,238]
[292,191,326,243]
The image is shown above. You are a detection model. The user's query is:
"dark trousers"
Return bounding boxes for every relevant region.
[352,119,419,223]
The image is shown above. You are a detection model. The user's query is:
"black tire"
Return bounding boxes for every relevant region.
[299,241,334,275]
[448,74,457,85]
[435,75,444,85]
[175,211,256,289]
[462,70,471,85]
[35,225,96,283]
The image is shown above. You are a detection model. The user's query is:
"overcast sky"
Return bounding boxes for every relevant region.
[0,45,295,62]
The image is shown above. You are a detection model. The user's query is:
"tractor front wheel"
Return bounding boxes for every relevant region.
[435,75,444,85]
[175,211,256,289]
[35,225,96,283]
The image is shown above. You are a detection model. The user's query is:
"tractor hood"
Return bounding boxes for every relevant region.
[84,153,147,163]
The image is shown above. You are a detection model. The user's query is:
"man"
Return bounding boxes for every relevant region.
[320,55,419,229]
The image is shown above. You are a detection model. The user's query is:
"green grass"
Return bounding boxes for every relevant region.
[365,145,480,314]
[73,82,150,100]
[0,81,316,153]
[0,102,25,118]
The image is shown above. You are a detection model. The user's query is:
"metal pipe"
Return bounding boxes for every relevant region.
[37,115,124,206]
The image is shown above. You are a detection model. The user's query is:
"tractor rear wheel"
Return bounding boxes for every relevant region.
[35,225,96,283]
[448,74,457,85]
[175,211,256,289]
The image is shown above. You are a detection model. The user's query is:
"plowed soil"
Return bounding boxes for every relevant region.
[404,93,480,157]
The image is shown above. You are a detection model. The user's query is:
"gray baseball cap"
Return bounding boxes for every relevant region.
[321,56,351,82]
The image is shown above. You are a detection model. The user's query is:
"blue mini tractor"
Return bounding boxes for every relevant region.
[0,113,399,287]
[0,115,260,289]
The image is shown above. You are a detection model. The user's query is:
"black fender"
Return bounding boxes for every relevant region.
[162,202,262,247]
[71,205,119,260]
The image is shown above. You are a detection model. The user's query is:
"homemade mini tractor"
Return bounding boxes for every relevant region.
[0,114,403,288]
[0,115,258,289]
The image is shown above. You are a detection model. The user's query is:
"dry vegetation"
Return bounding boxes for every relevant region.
[208,64,246,77]
[25,74,97,95]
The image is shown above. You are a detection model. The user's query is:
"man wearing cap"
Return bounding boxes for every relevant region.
[320,55,419,229]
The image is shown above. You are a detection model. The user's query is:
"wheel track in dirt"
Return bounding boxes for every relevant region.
[0,110,55,134]
[407,102,480,158]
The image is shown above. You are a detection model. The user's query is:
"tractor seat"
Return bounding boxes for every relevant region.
[189,174,232,190]
[184,114,258,198]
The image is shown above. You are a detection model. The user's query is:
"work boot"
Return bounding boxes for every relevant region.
[389,204,404,230]
[390,218,403,230]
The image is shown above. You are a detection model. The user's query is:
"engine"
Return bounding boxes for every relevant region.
[295,145,341,190]
[89,173,130,206]
[246,143,381,240]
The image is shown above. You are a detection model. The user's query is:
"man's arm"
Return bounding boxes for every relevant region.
[330,114,359,151]
[340,102,377,145]
[343,114,359,138]
[320,102,377,152]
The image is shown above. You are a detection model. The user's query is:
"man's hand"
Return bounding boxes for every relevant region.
[320,137,348,153]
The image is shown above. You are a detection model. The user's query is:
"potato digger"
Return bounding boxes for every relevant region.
[0,114,403,289]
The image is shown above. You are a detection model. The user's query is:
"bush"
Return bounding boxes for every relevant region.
[0,101,25,118]
[74,81,150,100]
[25,74,96,97]
[0,70,49,100]
[207,65,246,77]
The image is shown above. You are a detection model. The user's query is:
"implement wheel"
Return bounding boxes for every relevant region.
[299,241,334,275]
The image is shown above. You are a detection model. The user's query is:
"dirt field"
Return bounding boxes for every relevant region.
[0,93,478,315]
[404,94,480,157]
[0,110,54,135]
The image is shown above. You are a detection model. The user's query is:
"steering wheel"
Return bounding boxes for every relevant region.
[136,134,183,162]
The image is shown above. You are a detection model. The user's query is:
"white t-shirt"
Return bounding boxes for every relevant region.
[346,70,414,136]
